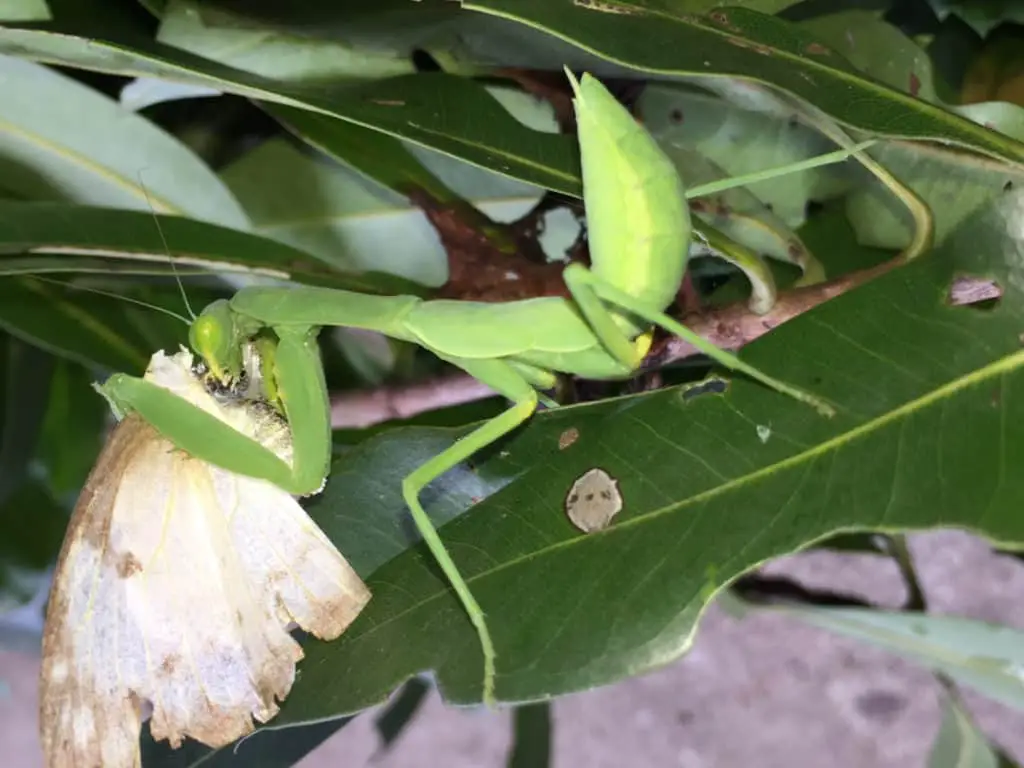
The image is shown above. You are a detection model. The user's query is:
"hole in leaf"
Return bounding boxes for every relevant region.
[411,49,442,72]
[682,378,728,401]
[948,274,1002,310]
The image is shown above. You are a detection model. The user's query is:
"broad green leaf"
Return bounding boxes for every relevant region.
[804,10,1024,142]
[929,694,1006,768]
[801,10,946,104]
[0,200,414,293]
[156,0,414,82]
[0,54,247,227]
[777,608,1024,712]
[235,178,1024,723]
[462,0,1024,164]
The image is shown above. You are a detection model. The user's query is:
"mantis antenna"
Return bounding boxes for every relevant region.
[137,168,197,322]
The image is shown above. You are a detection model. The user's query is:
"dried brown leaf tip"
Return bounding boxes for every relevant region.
[39,350,371,767]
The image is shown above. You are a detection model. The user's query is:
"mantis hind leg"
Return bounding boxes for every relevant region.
[561,263,835,417]
[401,356,541,706]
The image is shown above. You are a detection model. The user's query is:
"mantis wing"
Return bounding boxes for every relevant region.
[40,352,370,766]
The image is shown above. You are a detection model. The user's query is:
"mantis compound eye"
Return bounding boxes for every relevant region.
[189,299,242,384]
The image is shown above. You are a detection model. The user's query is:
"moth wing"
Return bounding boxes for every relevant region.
[40,414,371,766]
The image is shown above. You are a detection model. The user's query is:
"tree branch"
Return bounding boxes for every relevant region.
[329,260,994,429]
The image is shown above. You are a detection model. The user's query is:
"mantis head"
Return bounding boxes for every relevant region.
[189,299,247,385]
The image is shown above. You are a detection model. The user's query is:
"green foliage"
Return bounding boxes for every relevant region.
[2,0,1024,765]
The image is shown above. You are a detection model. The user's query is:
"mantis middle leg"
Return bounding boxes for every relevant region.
[561,263,836,417]
[401,356,543,706]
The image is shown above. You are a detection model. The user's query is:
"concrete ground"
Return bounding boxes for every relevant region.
[5,529,1023,767]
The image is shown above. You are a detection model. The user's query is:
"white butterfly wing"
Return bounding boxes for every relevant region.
[40,413,370,766]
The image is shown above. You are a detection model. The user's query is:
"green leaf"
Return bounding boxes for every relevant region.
[0,334,53,505]
[241,178,1024,722]
[141,717,351,768]
[775,608,1024,712]
[929,0,1024,38]
[35,359,107,494]
[929,693,1006,768]
[0,200,415,293]
[845,141,1024,250]
[373,677,431,751]
[219,139,547,285]
[508,701,552,768]
[462,0,1024,164]
[263,103,468,203]
[804,10,1024,142]
[0,478,66,613]
[156,0,415,81]
[0,1,579,194]
[0,277,188,373]
[0,55,247,227]
[0,0,50,22]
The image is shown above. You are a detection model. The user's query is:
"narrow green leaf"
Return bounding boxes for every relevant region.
[0,277,186,373]
[508,701,552,768]
[0,201,416,294]
[0,55,247,227]
[157,0,414,81]
[373,677,431,751]
[0,335,53,505]
[0,2,579,194]
[778,608,1024,712]
[36,359,106,494]
[141,717,351,768]
[0,478,66,613]
[929,693,1004,768]
[0,0,50,22]
[263,103,463,203]
[219,139,546,285]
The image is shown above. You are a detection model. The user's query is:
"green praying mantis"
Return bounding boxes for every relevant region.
[96,71,871,706]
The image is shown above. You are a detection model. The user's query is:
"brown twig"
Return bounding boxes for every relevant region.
[330,374,497,428]
[643,259,901,369]
[411,189,576,302]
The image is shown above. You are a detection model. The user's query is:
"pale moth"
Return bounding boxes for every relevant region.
[39,347,370,767]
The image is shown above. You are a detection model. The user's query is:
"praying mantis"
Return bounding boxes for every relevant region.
[95,71,868,706]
